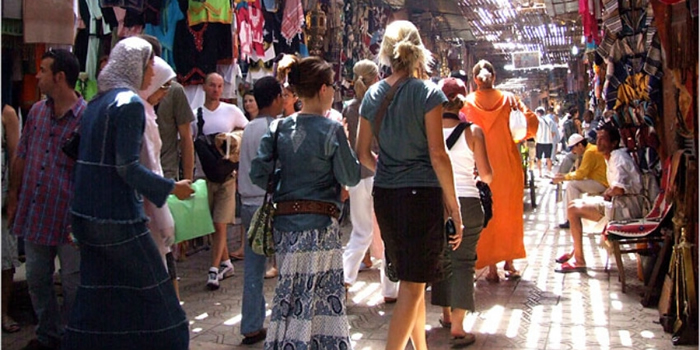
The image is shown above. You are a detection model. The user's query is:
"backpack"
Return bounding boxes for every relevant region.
[445,122,493,228]
[193,108,238,183]
[563,117,577,141]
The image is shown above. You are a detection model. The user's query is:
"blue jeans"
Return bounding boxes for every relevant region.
[240,204,267,335]
[24,240,80,347]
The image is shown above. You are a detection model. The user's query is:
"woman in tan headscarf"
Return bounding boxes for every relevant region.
[461,59,538,282]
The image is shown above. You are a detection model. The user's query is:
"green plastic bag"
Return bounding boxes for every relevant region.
[167,179,214,243]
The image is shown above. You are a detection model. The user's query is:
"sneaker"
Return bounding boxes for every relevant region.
[218,262,234,280]
[206,268,219,290]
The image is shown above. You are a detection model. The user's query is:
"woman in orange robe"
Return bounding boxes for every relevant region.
[461,60,538,282]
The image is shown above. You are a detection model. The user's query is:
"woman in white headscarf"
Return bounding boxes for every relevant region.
[139,56,177,265]
[64,37,193,350]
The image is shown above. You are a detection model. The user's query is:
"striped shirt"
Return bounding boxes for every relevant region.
[12,97,86,246]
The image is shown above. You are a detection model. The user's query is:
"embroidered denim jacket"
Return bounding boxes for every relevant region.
[72,88,175,223]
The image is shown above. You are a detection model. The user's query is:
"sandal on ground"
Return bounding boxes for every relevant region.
[554,262,587,273]
[439,317,452,329]
[241,328,267,345]
[229,252,245,261]
[2,316,20,333]
[505,269,521,280]
[451,333,476,348]
[485,273,500,283]
[555,253,572,264]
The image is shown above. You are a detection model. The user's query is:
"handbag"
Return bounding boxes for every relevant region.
[167,179,215,243]
[507,95,527,142]
[445,123,493,228]
[247,123,281,257]
[194,108,238,183]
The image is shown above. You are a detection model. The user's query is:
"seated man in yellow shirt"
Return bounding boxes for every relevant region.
[552,134,608,229]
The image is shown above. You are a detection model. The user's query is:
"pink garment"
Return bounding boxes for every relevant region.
[579,0,600,44]
[281,0,303,44]
[249,5,265,57]
[237,7,252,60]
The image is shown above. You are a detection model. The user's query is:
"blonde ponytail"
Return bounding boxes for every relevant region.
[352,59,378,100]
[379,20,433,76]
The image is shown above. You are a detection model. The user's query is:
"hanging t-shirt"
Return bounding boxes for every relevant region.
[187,0,232,26]
[248,5,265,57]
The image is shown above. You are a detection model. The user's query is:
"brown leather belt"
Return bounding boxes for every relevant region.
[274,200,339,219]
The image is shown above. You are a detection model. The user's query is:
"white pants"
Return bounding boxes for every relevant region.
[565,179,607,206]
[343,177,398,298]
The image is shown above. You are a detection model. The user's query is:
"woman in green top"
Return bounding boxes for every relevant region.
[356,20,463,350]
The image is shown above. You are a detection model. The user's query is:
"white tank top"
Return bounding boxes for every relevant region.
[443,125,480,198]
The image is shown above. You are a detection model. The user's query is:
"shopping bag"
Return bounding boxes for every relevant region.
[509,108,528,142]
[167,179,214,243]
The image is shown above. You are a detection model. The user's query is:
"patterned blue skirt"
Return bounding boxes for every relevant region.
[264,220,351,350]
[62,216,189,350]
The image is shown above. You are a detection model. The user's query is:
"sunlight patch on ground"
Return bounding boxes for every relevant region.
[525,306,544,347]
[505,309,522,338]
[479,305,505,334]
[619,330,633,346]
[195,312,208,320]
[640,330,655,338]
[587,279,607,326]
[352,282,380,304]
[594,326,610,347]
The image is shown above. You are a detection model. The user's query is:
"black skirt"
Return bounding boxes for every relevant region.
[373,186,446,283]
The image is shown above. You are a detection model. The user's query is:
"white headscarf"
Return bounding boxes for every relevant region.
[138,55,176,262]
[98,37,153,93]
[139,56,176,100]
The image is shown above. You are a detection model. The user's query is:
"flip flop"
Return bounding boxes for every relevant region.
[229,252,245,261]
[451,333,476,348]
[439,317,452,329]
[555,262,587,273]
[555,253,572,264]
[2,316,20,333]
[505,269,521,280]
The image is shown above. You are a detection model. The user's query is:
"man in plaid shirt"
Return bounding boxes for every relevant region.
[7,49,86,350]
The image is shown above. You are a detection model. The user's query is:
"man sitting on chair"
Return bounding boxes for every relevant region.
[555,123,643,273]
[552,133,608,229]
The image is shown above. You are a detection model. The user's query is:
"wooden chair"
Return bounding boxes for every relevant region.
[602,154,681,293]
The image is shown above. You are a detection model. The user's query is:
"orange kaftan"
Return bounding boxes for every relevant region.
[461,89,538,269]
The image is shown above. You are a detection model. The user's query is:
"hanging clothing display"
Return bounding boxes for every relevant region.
[173,20,232,86]
[281,0,303,44]
[23,0,75,44]
[187,0,232,26]
[145,0,185,69]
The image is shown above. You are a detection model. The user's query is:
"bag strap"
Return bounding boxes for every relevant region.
[196,107,204,137]
[373,76,410,139]
[446,122,471,150]
[265,120,282,194]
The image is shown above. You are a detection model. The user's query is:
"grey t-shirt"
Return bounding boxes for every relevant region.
[155,81,195,179]
[342,98,374,179]
[359,78,447,188]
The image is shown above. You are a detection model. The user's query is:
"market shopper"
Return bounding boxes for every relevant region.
[342,59,399,303]
[7,49,85,350]
[194,73,248,290]
[138,56,178,267]
[534,106,557,177]
[63,37,192,350]
[250,55,360,348]
[431,77,492,347]
[461,59,538,283]
[2,104,21,334]
[356,20,463,350]
[238,76,285,345]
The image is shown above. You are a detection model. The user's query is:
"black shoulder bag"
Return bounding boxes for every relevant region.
[445,122,493,228]
[193,107,238,183]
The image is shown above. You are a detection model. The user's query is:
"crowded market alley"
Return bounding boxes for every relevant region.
[2,177,696,349]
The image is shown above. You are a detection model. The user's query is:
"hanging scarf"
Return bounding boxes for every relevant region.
[97,37,152,93]
[281,0,303,44]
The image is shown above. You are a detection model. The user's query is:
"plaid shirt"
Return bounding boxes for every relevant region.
[12,97,86,246]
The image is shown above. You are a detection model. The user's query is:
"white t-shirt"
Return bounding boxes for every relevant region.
[192,102,248,135]
[192,102,248,179]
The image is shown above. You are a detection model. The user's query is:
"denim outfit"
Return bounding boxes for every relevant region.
[63,88,188,350]
[250,115,360,348]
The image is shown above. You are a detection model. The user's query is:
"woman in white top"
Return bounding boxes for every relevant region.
[431,77,492,346]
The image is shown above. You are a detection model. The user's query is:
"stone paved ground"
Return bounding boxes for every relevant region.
[2,176,695,349]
